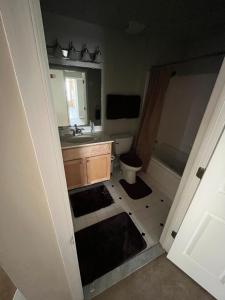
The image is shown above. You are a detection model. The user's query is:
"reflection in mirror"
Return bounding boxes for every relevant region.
[64,70,87,126]
[49,65,101,127]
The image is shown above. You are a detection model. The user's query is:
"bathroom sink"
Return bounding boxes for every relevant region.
[62,135,99,145]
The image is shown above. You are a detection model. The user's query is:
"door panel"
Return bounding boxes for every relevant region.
[64,159,86,189]
[86,154,111,184]
[168,128,225,300]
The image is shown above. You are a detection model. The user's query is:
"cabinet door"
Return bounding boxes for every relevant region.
[64,159,86,190]
[86,154,111,185]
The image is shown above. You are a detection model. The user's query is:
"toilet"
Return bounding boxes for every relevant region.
[112,134,142,184]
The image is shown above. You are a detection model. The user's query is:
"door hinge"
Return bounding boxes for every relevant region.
[171,231,177,239]
[196,167,205,179]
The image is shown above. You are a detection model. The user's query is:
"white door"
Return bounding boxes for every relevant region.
[76,78,87,120]
[168,127,225,299]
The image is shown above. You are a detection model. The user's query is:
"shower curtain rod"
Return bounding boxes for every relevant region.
[153,50,225,69]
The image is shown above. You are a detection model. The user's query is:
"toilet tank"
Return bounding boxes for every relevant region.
[111,134,133,155]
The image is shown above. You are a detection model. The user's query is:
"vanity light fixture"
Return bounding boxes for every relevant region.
[53,40,63,58]
[67,41,79,61]
[48,41,102,63]
[94,46,102,63]
[81,44,91,62]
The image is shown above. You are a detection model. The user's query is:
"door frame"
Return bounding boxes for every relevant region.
[160,58,225,252]
[0,0,83,299]
[3,0,225,297]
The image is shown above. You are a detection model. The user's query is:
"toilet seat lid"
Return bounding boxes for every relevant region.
[120,152,142,168]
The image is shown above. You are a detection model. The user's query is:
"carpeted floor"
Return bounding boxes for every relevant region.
[0,255,215,300]
[0,267,16,300]
[93,254,215,300]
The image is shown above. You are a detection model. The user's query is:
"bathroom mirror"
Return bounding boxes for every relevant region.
[49,64,102,127]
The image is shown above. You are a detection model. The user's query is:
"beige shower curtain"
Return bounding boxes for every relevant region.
[135,67,171,171]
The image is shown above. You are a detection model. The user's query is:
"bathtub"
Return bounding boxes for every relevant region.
[147,143,188,204]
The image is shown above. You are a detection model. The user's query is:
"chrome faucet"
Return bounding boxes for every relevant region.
[70,124,84,136]
[75,124,84,135]
[70,128,76,136]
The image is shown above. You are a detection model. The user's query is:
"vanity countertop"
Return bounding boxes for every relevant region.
[60,133,114,150]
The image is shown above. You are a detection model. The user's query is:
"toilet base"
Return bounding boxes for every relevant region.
[120,159,142,185]
[122,169,136,184]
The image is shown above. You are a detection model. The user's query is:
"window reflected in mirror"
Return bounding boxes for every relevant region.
[49,65,101,127]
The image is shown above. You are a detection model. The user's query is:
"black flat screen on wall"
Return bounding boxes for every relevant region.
[106,94,141,119]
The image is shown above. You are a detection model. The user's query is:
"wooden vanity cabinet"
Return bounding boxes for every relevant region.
[62,143,112,190]
[86,154,111,185]
[64,158,86,189]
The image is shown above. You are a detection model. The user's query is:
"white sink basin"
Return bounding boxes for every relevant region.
[62,135,99,145]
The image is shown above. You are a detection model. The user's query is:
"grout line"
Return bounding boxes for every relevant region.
[72,172,170,249]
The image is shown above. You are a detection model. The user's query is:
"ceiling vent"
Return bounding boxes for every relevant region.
[125,21,146,35]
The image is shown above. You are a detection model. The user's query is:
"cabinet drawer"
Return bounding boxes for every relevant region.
[62,143,111,161]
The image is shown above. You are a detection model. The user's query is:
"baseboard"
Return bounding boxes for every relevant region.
[13,290,26,300]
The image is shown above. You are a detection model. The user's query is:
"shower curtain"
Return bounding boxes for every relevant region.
[135,67,171,171]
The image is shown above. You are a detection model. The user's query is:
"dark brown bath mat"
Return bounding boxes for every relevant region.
[75,212,147,285]
[119,176,152,199]
[70,184,113,217]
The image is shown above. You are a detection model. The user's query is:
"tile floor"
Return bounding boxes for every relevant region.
[71,169,172,299]
[72,169,171,249]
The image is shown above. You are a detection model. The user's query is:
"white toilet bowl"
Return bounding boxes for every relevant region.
[111,133,142,184]
[119,152,142,184]
[120,160,142,184]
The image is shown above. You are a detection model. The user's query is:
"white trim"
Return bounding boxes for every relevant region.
[147,157,181,204]
[29,1,83,298]
[150,157,181,180]
[0,1,83,299]
[160,58,225,252]
[13,290,26,300]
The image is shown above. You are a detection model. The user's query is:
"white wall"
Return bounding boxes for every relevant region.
[0,12,72,300]
[42,12,148,135]
[149,49,223,157]
[157,72,218,155]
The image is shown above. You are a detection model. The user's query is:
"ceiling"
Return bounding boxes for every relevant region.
[40,0,225,40]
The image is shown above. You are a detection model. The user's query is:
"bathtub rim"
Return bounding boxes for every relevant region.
[151,155,182,180]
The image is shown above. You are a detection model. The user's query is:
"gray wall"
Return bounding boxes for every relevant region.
[42,12,147,135]
[85,68,101,125]
[42,10,225,138]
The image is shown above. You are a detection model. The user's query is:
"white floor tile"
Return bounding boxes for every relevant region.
[72,171,171,248]
[70,171,172,298]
